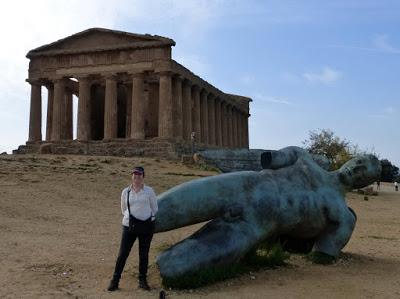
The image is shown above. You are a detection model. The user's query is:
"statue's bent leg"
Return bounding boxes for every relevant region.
[157,218,261,279]
[312,208,357,258]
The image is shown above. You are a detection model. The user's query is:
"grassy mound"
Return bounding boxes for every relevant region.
[307,251,336,264]
[162,242,290,289]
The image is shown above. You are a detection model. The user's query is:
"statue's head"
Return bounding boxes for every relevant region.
[338,155,381,189]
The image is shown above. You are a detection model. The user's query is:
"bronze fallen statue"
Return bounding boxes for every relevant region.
[154,146,381,279]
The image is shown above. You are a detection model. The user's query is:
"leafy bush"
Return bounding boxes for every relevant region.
[302,129,381,170]
[302,129,352,170]
[380,159,399,182]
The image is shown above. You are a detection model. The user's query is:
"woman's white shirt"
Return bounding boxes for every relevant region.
[120,185,158,227]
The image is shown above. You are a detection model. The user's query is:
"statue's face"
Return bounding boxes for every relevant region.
[339,155,381,189]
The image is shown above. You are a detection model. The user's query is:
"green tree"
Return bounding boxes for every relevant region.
[380,159,399,182]
[302,129,352,170]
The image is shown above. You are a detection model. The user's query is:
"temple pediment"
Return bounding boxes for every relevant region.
[27,28,175,58]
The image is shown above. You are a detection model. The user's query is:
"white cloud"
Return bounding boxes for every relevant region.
[238,74,256,85]
[280,71,301,83]
[372,34,400,54]
[302,67,342,85]
[383,106,395,114]
[329,34,400,55]
[368,106,396,118]
[0,0,119,152]
[368,114,388,119]
[254,93,292,105]
[116,0,224,42]
[173,53,210,79]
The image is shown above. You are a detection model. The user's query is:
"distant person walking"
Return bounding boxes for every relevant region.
[107,166,158,292]
[376,180,380,190]
[191,131,196,154]
[395,181,398,192]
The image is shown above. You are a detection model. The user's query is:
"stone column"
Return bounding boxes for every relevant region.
[237,112,242,148]
[147,83,159,138]
[221,101,227,147]
[226,104,232,147]
[52,78,66,141]
[45,84,54,141]
[244,114,249,148]
[158,71,173,138]
[215,98,222,147]
[229,105,235,148]
[230,107,234,148]
[239,112,244,148]
[28,80,42,142]
[208,94,216,146]
[65,88,73,140]
[77,77,91,141]
[192,85,201,141]
[240,113,245,148]
[200,89,209,144]
[236,110,242,148]
[172,76,183,139]
[125,84,132,138]
[131,73,145,139]
[104,75,118,140]
[182,80,192,141]
[231,106,235,147]
[144,84,150,137]
[236,111,242,148]
[233,108,238,148]
[227,104,232,148]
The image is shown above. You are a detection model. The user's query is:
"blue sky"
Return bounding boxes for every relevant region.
[0,0,399,166]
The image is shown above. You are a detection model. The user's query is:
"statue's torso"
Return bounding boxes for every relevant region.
[239,158,348,238]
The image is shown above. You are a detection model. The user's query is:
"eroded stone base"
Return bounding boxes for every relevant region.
[13,139,215,160]
[194,149,265,172]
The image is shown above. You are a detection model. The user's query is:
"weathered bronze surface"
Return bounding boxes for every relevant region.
[155,146,381,279]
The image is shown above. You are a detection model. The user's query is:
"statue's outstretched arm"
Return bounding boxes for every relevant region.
[261,146,331,170]
[261,146,309,169]
[154,171,257,232]
[157,217,263,279]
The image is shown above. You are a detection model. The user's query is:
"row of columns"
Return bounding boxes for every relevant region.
[179,79,249,148]
[27,72,249,148]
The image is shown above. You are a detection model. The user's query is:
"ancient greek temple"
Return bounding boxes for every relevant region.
[15,28,251,158]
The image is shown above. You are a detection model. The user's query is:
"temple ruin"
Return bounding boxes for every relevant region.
[15,28,251,158]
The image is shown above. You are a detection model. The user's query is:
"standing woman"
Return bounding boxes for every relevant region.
[108,166,158,292]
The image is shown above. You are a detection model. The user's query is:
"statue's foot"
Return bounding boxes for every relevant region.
[307,251,336,264]
[156,218,260,280]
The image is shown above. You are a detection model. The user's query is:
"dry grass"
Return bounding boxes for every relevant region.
[0,154,400,298]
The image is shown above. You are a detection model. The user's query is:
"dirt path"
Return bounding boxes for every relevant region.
[0,154,399,298]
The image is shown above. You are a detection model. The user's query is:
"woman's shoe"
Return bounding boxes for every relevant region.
[107,279,119,291]
[138,277,150,291]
